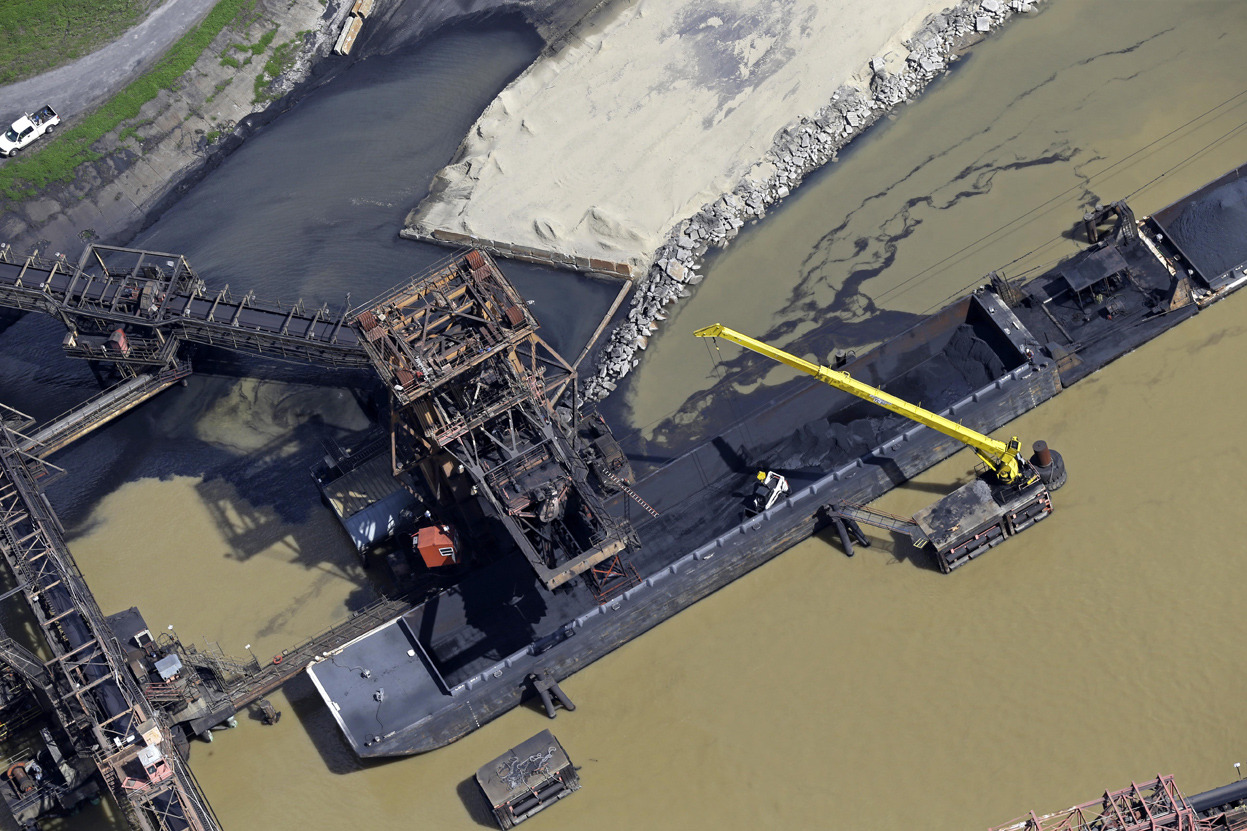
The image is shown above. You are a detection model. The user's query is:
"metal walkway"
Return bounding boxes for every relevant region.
[0,244,367,368]
[0,420,221,831]
[14,362,192,458]
[212,597,414,710]
[826,501,928,546]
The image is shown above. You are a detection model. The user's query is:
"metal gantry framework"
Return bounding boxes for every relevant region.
[0,243,368,371]
[990,776,1226,831]
[0,419,220,831]
[355,250,634,591]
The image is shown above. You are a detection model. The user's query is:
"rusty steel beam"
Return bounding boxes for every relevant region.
[991,776,1215,831]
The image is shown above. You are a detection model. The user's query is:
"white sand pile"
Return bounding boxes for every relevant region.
[406,0,964,273]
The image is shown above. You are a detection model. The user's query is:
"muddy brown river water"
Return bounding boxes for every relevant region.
[22,0,1247,828]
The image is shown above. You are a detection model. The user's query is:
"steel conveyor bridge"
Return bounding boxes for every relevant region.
[0,419,221,831]
[0,243,367,369]
[211,596,415,711]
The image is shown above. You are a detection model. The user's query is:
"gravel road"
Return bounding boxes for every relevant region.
[0,0,219,123]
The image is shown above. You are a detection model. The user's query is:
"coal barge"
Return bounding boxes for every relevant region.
[305,162,1247,759]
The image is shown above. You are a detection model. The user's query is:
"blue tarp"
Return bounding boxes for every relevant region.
[343,488,417,551]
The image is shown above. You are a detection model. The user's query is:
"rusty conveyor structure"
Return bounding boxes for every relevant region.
[0,243,367,462]
[0,243,366,371]
[0,419,220,831]
[991,774,1247,831]
[354,250,634,591]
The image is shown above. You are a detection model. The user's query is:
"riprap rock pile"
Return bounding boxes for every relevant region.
[583,0,1042,402]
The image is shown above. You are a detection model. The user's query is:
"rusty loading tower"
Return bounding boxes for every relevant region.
[353,250,635,592]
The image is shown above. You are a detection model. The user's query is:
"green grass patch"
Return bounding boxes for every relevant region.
[0,0,149,85]
[251,28,277,55]
[252,35,301,105]
[116,118,153,146]
[205,79,232,104]
[0,0,261,202]
[219,26,276,67]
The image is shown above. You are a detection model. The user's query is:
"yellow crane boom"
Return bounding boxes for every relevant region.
[693,323,1029,484]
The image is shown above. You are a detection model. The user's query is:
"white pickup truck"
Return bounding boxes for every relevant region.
[0,105,59,157]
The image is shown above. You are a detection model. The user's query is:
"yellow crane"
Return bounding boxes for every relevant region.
[693,323,1033,485]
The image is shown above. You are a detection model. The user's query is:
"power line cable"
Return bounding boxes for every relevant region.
[644,87,1247,430]
[871,89,1247,309]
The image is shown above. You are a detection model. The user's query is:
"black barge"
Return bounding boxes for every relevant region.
[305,162,1247,758]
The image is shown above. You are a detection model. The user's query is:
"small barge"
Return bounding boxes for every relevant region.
[475,729,580,829]
[305,162,1247,758]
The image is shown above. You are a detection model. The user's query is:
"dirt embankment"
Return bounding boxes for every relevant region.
[0,0,603,258]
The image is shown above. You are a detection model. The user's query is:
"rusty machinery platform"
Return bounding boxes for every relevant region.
[352,249,635,592]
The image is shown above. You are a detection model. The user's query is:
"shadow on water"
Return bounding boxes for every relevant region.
[812,524,942,572]
[47,373,372,536]
[282,673,368,776]
[886,529,942,572]
[456,775,499,829]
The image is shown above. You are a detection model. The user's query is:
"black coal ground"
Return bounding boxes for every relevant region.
[1168,177,1247,280]
[626,324,1009,569]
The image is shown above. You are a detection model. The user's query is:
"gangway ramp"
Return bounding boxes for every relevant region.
[828,502,928,545]
[210,596,415,710]
[822,501,928,558]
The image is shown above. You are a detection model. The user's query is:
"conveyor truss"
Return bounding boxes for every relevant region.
[0,242,367,372]
[0,415,220,831]
[990,774,1247,831]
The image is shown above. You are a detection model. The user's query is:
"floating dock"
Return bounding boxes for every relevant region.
[475,730,579,829]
